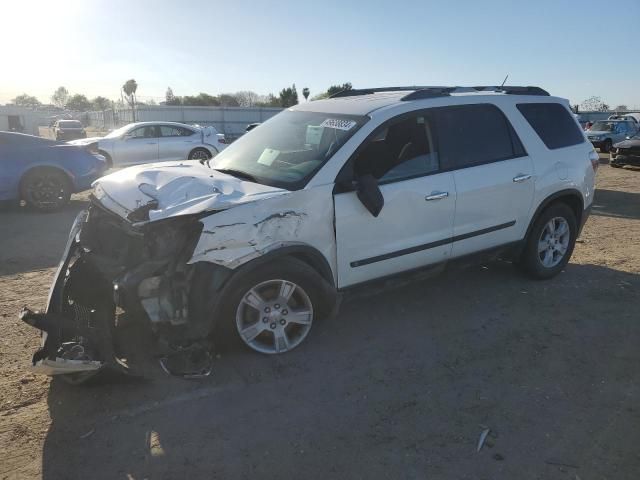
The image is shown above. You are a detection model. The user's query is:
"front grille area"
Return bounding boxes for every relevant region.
[81,200,145,266]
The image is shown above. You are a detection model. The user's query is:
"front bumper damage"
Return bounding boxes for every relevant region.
[21,198,218,382]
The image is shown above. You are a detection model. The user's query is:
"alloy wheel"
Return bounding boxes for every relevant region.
[538,217,570,268]
[235,279,313,354]
[190,149,210,161]
[26,173,67,210]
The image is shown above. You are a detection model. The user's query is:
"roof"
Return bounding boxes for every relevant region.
[292,85,553,116]
[123,121,197,128]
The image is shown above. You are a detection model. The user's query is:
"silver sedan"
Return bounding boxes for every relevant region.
[69,122,228,167]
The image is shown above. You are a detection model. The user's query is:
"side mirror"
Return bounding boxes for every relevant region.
[356,174,384,217]
[123,133,133,140]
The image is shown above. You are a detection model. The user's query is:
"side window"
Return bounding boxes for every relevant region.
[353,112,439,183]
[517,103,584,149]
[159,126,194,137]
[130,126,157,138]
[436,104,522,170]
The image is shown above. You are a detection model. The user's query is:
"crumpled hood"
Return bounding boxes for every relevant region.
[92,160,287,222]
[614,138,640,148]
[67,137,103,145]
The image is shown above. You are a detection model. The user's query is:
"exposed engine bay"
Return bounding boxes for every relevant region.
[20,197,228,382]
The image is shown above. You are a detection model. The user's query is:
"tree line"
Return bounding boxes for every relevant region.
[7,81,355,111]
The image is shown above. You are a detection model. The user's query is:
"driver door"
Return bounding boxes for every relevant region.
[334,111,456,288]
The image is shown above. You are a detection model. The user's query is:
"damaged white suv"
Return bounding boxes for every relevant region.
[21,86,598,380]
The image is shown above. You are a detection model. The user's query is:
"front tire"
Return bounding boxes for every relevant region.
[20,168,71,212]
[600,139,613,153]
[217,258,331,354]
[519,203,577,279]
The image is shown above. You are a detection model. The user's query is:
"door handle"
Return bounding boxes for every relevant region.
[425,191,449,201]
[146,142,157,145]
[513,174,532,183]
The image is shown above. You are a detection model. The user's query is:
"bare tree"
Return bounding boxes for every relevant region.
[234,91,260,107]
[51,87,69,108]
[580,96,609,112]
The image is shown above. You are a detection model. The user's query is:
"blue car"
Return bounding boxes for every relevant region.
[0,132,107,211]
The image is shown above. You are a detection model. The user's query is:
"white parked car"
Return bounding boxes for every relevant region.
[69,121,227,167]
[21,85,598,381]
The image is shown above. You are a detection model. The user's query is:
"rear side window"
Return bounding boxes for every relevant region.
[436,104,525,170]
[517,103,584,149]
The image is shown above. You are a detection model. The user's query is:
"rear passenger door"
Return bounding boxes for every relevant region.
[158,125,198,162]
[436,104,534,257]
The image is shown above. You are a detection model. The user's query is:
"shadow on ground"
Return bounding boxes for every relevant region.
[41,262,640,480]
[591,188,640,220]
[0,198,88,275]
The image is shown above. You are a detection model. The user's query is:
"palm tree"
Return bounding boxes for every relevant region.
[122,79,138,121]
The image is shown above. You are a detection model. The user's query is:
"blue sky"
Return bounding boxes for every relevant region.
[2,0,639,107]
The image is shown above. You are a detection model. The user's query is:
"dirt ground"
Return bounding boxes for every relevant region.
[1,159,639,479]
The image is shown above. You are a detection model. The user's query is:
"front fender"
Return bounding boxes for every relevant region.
[188,185,337,285]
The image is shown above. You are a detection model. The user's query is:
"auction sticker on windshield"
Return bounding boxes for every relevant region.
[320,118,357,131]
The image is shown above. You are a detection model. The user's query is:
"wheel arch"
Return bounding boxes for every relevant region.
[232,245,335,288]
[98,150,113,168]
[524,189,584,242]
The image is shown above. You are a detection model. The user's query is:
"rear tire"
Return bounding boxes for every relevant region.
[188,148,213,161]
[20,168,71,212]
[519,203,577,280]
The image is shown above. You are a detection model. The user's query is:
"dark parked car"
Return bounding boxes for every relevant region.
[0,132,107,211]
[611,133,640,168]
[53,119,87,141]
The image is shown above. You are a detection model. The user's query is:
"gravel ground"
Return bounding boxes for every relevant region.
[1,160,639,480]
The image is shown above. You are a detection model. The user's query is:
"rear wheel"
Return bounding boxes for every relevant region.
[20,168,71,212]
[188,148,213,161]
[519,203,577,279]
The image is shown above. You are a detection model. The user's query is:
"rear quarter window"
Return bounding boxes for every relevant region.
[517,103,585,149]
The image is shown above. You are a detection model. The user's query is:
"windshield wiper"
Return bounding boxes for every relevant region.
[215,168,258,183]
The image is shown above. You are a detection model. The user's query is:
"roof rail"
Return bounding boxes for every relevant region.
[329,85,550,101]
[329,86,448,98]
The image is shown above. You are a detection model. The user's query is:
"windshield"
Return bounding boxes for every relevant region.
[590,121,616,132]
[211,110,368,189]
[59,120,82,128]
[105,125,133,138]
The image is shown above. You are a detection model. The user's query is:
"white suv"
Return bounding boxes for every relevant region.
[22,86,598,377]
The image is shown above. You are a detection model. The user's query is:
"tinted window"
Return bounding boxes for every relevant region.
[517,103,584,149]
[159,126,194,137]
[436,104,522,169]
[353,112,439,182]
